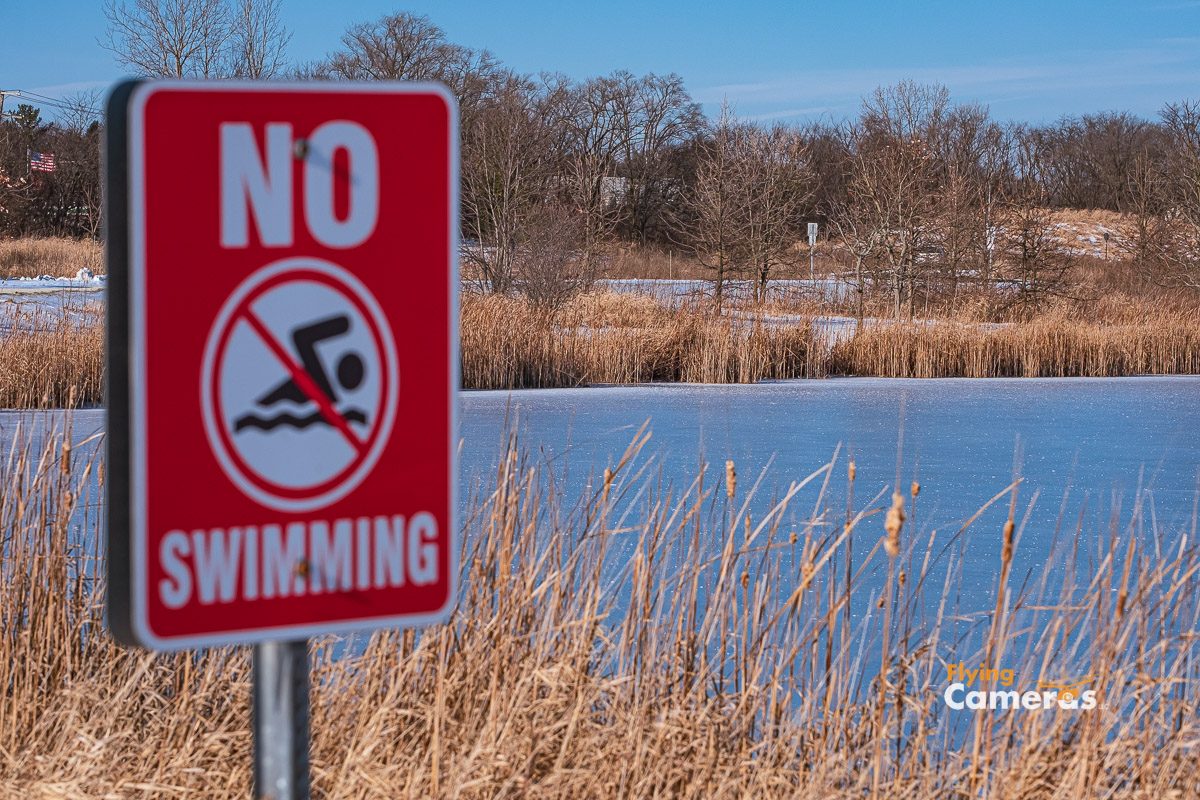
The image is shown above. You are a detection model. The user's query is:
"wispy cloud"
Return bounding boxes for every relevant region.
[745,106,837,122]
[693,41,1200,119]
[27,81,113,100]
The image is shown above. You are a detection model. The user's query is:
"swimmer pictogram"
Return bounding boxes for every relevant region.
[201,258,400,512]
[232,314,369,433]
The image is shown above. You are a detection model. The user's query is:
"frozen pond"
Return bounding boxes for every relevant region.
[458,377,1200,626]
[7,376,1199,583]
[5,376,1198,663]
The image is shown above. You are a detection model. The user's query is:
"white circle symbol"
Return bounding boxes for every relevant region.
[200,258,400,512]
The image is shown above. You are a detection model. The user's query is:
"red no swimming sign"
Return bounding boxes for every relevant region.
[106,81,458,650]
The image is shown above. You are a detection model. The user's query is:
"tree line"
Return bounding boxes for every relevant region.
[2,2,1198,317]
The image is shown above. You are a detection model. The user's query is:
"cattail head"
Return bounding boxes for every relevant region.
[1002,519,1014,565]
[848,461,856,482]
[725,460,737,499]
[898,571,907,586]
[910,480,921,498]
[789,529,797,545]
[740,569,750,590]
[744,514,751,542]
[884,491,906,557]
[603,466,614,498]
[800,562,816,590]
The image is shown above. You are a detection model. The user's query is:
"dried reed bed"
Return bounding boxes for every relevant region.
[0,237,103,278]
[0,306,104,407]
[827,312,1200,377]
[3,419,1198,798]
[602,245,707,279]
[461,291,819,389]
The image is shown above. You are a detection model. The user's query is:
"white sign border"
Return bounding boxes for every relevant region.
[125,80,460,651]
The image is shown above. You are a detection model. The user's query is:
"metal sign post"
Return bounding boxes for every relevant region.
[807,222,818,282]
[253,641,310,800]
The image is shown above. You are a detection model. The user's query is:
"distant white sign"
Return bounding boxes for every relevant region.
[808,222,818,246]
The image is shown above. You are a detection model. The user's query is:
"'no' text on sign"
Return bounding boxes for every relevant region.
[106,81,458,650]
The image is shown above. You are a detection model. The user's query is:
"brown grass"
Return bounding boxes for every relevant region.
[461,290,820,388]
[0,306,104,407]
[601,245,708,279]
[2,417,1198,797]
[0,237,103,278]
[0,289,1195,412]
[827,311,1200,377]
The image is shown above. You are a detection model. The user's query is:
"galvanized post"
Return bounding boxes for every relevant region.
[253,640,310,800]
[807,222,818,284]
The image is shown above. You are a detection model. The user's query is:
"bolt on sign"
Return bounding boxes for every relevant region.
[106,81,458,649]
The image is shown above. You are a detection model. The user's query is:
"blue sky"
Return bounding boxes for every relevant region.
[3,0,1199,124]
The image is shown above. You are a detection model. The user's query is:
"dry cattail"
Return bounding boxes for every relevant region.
[884,491,906,557]
[848,461,856,482]
[910,480,920,498]
[898,571,907,586]
[876,596,885,609]
[744,514,751,541]
[725,460,737,499]
[789,529,797,544]
[603,466,614,498]
[740,569,750,590]
[800,562,816,590]
[1002,519,1014,565]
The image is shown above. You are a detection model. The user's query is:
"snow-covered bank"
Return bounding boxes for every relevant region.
[600,277,854,304]
[0,270,105,320]
[0,268,106,292]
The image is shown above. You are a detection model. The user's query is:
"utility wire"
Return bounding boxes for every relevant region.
[4,89,104,119]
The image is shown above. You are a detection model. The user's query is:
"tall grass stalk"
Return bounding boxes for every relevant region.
[461,292,819,389]
[2,418,1197,797]
[0,238,103,278]
[827,312,1200,378]
[0,307,104,408]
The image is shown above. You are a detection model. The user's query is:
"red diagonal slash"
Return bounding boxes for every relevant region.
[241,309,366,455]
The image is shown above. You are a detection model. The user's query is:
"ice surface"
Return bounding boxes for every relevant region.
[8,373,1197,668]
[459,377,1200,640]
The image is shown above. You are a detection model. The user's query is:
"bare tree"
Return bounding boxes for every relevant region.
[544,73,631,268]
[320,12,466,82]
[1122,151,1178,281]
[229,0,290,78]
[848,82,948,320]
[461,75,556,294]
[316,11,502,138]
[828,194,880,330]
[675,101,742,307]
[515,202,590,312]
[737,122,810,303]
[102,0,232,78]
[998,201,1076,312]
[929,103,996,305]
[1157,100,1200,288]
[616,73,703,244]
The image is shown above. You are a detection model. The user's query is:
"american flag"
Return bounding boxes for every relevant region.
[30,152,55,173]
